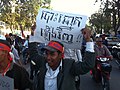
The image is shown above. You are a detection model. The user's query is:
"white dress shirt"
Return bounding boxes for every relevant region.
[45,61,62,90]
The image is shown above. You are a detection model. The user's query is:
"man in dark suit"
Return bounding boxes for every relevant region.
[29,28,95,90]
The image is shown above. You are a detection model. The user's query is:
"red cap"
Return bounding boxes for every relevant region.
[43,41,64,53]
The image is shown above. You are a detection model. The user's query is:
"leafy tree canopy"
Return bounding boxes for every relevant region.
[0,0,51,31]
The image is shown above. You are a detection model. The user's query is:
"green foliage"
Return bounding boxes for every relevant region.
[89,11,112,34]
[93,0,120,35]
[0,0,51,31]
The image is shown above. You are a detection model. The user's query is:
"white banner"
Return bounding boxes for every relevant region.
[0,75,14,90]
[34,8,87,49]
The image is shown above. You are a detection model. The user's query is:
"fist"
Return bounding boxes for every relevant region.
[81,28,91,42]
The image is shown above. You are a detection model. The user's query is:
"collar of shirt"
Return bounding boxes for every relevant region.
[45,60,62,78]
[45,60,62,90]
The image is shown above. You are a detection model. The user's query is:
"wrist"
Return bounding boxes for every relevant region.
[86,38,93,42]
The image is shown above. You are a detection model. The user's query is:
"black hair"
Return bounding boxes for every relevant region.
[9,33,13,36]
[0,39,11,48]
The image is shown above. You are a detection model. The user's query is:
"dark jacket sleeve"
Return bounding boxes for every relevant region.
[19,66,33,90]
[6,63,33,90]
[71,51,95,75]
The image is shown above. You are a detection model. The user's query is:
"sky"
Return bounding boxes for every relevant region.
[51,0,101,17]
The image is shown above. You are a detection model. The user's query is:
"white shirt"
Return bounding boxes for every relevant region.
[23,40,29,48]
[64,49,82,62]
[64,42,94,62]
[85,42,94,52]
[11,45,20,61]
[45,61,62,90]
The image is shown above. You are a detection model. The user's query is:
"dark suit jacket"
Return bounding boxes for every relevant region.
[29,42,95,90]
[6,63,33,90]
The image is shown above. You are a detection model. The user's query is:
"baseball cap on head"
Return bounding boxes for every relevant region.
[43,40,64,53]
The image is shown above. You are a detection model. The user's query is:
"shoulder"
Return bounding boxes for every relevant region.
[63,59,75,66]
[13,63,28,73]
[94,44,98,47]
[103,45,108,49]
[64,58,75,62]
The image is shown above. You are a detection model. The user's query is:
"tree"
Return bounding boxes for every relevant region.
[0,0,18,31]
[95,0,120,35]
[89,9,112,34]
[0,0,51,31]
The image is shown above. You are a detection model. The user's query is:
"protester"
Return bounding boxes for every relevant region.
[6,35,22,66]
[94,37,112,58]
[91,36,113,82]
[14,35,23,55]
[22,35,30,64]
[64,48,82,90]
[0,37,33,90]
[28,23,44,80]
[29,28,95,90]
[11,44,22,65]
[101,34,108,47]
[64,49,82,61]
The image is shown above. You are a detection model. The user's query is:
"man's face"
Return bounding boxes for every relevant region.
[45,50,62,70]
[0,50,9,73]
[96,38,103,46]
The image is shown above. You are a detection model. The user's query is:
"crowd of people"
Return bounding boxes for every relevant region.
[0,24,113,90]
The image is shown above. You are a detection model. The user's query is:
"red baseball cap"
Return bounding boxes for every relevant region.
[43,41,64,53]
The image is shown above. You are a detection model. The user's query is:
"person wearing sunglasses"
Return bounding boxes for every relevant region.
[95,37,112,57]
[91,37,113,83]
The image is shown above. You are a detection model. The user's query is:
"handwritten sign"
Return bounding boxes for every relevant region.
[0,75,14,90]
[34,8,87,49]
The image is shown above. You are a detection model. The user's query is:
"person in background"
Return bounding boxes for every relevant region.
[14,35,23,55]
[95,37,112,58]
[29,28,95,90]
[64,48,82,90]
[64,49,82,62]
[101,34,108,47]
[22,35,30,64]
[11,44,22,65]
[91,36,113,83]
[5,35,22,66]
[29,23,44,80]
[0,37,33,90]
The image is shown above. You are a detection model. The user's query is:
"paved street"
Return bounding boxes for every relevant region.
[80,60,120,90]
[22,58,120,90]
